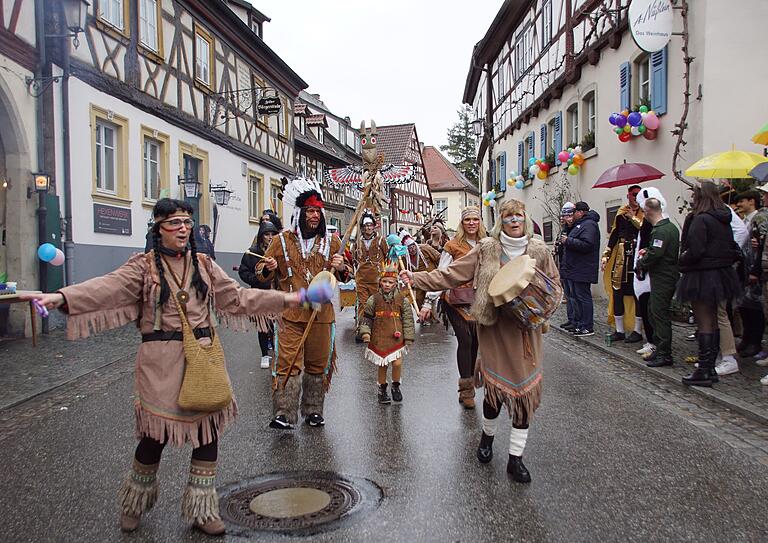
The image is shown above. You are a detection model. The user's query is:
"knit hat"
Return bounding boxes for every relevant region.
[561,201,575,216]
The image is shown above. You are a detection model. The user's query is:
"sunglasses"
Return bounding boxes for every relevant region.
[159,217,195,230]
[502,215,525,224]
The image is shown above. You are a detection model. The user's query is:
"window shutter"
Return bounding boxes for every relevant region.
[540,123,547,158]
[517,141,524,174]
[619,61,631,111]
[527,132,534,160]
[554,112,563,164]
[651,46,668,115]
[500,151,507,191]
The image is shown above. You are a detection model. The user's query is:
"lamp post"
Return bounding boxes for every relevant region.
[178,175,201,199]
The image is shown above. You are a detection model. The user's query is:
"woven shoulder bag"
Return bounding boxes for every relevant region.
[172,295,233,412]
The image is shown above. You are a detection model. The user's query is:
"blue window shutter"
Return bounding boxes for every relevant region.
[540,123,547,158]
[517,141,524,174]
[500,152,507,191]
[554,112,563,164]
[527,132,534,159]
[651,46,668,115]
[619,61,631,111]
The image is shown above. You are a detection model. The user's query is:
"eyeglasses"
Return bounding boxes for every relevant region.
[159,217,195,230]
[502,215,525,224]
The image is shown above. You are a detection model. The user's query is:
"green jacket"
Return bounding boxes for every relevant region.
[637,218,680,287]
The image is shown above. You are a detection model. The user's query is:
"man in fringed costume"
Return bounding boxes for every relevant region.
[353,210,389,335]
[400,231,440,310]
[602,185,650,344]
[259,177,349,429]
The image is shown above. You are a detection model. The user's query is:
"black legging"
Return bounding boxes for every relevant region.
[444,303,478,379]
[134,431,218,465]
[637,293,654,341]
[691,301,718,333]
[483,399,529,429]
[258,330,273,357]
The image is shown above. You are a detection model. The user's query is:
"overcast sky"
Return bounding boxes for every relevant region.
[250,0,501,149]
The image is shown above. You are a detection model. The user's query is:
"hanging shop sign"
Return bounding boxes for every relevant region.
[93,203,132,235]
[257,96,282,115]
[629,0,673,53]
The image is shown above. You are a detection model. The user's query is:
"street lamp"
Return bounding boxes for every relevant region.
[210,183,233,206]
[62,0,89,37]
[178,175,201,199]
[28,172,50,199]
[472,118,484,137]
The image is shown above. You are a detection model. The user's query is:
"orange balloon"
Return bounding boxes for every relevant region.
[621,110,630,117]
[573,155,585,166]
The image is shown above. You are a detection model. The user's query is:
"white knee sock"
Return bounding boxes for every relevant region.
[509,427,529,456]
[615,317,625,334]
[482,415,499,437]
[634,317,643,334]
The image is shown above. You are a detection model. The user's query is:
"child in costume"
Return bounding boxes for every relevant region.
[358,263,415,404]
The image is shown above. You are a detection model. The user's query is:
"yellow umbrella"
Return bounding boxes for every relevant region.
[685,149,768,179]
[752,122,768,146]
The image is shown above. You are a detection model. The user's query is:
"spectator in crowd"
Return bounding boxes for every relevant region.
[733,191,765,359]
[560,201,600,337]
[635,192,679,367]
[425,219,450,254]
[556,202,576,331]
[602,185,647,345]
[632,188,657,360]
[261,209,283,232]
[194,224,216,260]
[677,181,741,387]
[748,184,768,381]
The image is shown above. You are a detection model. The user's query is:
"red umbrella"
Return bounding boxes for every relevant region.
[593,162,665,188]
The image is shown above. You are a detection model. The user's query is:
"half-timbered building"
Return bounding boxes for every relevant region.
[377,123,432,236]
[55,0,306,280]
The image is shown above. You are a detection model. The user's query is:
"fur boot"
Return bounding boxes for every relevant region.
[301,372,326,417]
[273,374,302,425]
[181,459,225,535]
[458,377,476,409]
[117,459,159,532]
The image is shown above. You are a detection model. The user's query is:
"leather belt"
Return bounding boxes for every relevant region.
[141,327,212,342]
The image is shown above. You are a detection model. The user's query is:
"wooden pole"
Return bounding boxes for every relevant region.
[282,309,319,387]
[397,256,421,315]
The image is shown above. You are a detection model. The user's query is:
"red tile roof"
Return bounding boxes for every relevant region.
[422,146,479,194]
[376,124,415,164]
[306,113,328,127]
[294,103,307,115]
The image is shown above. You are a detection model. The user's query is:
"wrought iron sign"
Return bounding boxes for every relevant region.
[208,87,281,128]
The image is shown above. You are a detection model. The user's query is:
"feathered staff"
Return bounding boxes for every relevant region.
[385,233,420,315]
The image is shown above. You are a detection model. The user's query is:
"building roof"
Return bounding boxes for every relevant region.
[306,113,328,127]
[294,103,307,115]
[226,0,271,23]
[422,146,479,195]
[376,123,415,164]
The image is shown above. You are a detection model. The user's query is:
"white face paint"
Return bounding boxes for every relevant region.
[501,213,525,238]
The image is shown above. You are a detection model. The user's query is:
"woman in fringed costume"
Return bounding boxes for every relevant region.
[26,199,300,535]
[358,263,415,404]
[421,206,486,409]
[402,199,559,483]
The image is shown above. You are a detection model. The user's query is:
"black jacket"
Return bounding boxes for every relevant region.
[561,210,601,283]
[679,208,740,272]
[239,244,272,289]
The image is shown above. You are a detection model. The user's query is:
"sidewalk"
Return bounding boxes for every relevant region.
[0,325,139,410]
[554,298,768,425]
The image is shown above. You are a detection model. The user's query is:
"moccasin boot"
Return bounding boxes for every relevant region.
[182,459,225,536]
[458,378,476,409]
[117,459,159,532]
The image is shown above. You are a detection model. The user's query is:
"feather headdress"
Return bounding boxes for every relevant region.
[281,176,325,230]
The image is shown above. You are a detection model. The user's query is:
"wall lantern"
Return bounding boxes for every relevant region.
[472,118,484,137]
[28,172,51,198]
[63,0,89,37]
[178,175,201,199]
[210,183,233,206]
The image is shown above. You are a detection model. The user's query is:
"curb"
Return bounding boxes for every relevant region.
[553,325,768,426]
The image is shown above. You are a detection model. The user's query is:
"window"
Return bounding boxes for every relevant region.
[515,33,525,79]
[543,221,553,243]
[567,104,579,146]
[299,155,307,176]
[547,117,557,156]
[100,0,125,30]
[143,138,159,199]
[178,142,210,225]
[270,179,283,218]
[584,92,596,135]
[435,199,448,214]
[195,25,214,88]
[139,0,159,52]
[317,163,325,183]
[248,172,263,221]
[541,0,552,49]
[140,127,169,204]
[606,205,620,234]
[497,61,505,98]
[91,105,130,203]
[317,128,324,144]
[635,54,651,104]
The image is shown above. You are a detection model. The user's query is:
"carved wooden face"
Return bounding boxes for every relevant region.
[359,121,378,164]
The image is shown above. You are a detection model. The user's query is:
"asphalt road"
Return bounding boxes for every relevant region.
[2,305,768,542]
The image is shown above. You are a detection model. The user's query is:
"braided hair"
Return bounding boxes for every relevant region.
[151,198,209,304]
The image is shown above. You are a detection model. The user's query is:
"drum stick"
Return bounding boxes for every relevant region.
[245,250,266,259]
[282,309,319,388]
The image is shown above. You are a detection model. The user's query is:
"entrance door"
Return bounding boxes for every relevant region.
[182,154,202,224]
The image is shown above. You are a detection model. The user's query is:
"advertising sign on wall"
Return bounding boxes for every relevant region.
[629,0,673,53]
[93,203,132,235]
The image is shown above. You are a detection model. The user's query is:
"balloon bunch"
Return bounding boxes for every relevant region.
[608,105,660,142]
[528,157,552,181]
[557,146,585,175]
[37,243,65,266]
[482,190,497,207]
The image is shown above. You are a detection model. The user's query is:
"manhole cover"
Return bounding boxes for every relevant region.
[219,471,383,537]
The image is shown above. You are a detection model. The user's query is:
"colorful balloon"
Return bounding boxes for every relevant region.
[50,249,65,266]
[614,127,623,135]
[568,164,579,175]
[644,113,660,130]
[529,165,540,176]
[628,112,642,127]
[638,125,647,134]
[37,243,56,262]
[528,157,537,166]
[573,155,585,166]
[639,105,649,114]
[630,126,641,136]
[574,146,583,154]
[615,115,627,128]
[537,170,547,180]
[558,151,570,163]
[540,162,550,172]
[515,179,525,189]
[489,200,496,208]
[623,125,631,133]
[608,114,617,125]
[643,128,658,141]
[621,110,630,117]
[619,132,631,142]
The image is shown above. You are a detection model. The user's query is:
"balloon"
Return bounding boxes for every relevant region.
[567,158,573,166]
[630,126,641,136]
[568,164,579,175]
[483,200,490,206]
[507,178,514,187]
[614,127,623,135]
[573,154,584,166]
[510,170,517,178]
[540,162,550,172]
[638,125,647,134]
[558,151,570,163]
[639,105,649,113]
[644,113,660,130]
[628,112,642,127]
[643,128,658,141]
[516,175,525,184]
[615,115,627,128]
[528,157,537,166]
[619,132,631,142]
[537,170,547,180]
[574,146,583,154]
[608,114,617,125]
[529,165,540,176]
[50,249,65,266]
[623,125,631,133]
[515,179,525,189]
[37,243,57,262]
[489,200,496,208]
[621,110,630,117]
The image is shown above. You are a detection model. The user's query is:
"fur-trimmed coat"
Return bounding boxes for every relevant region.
[411,237,559,422]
